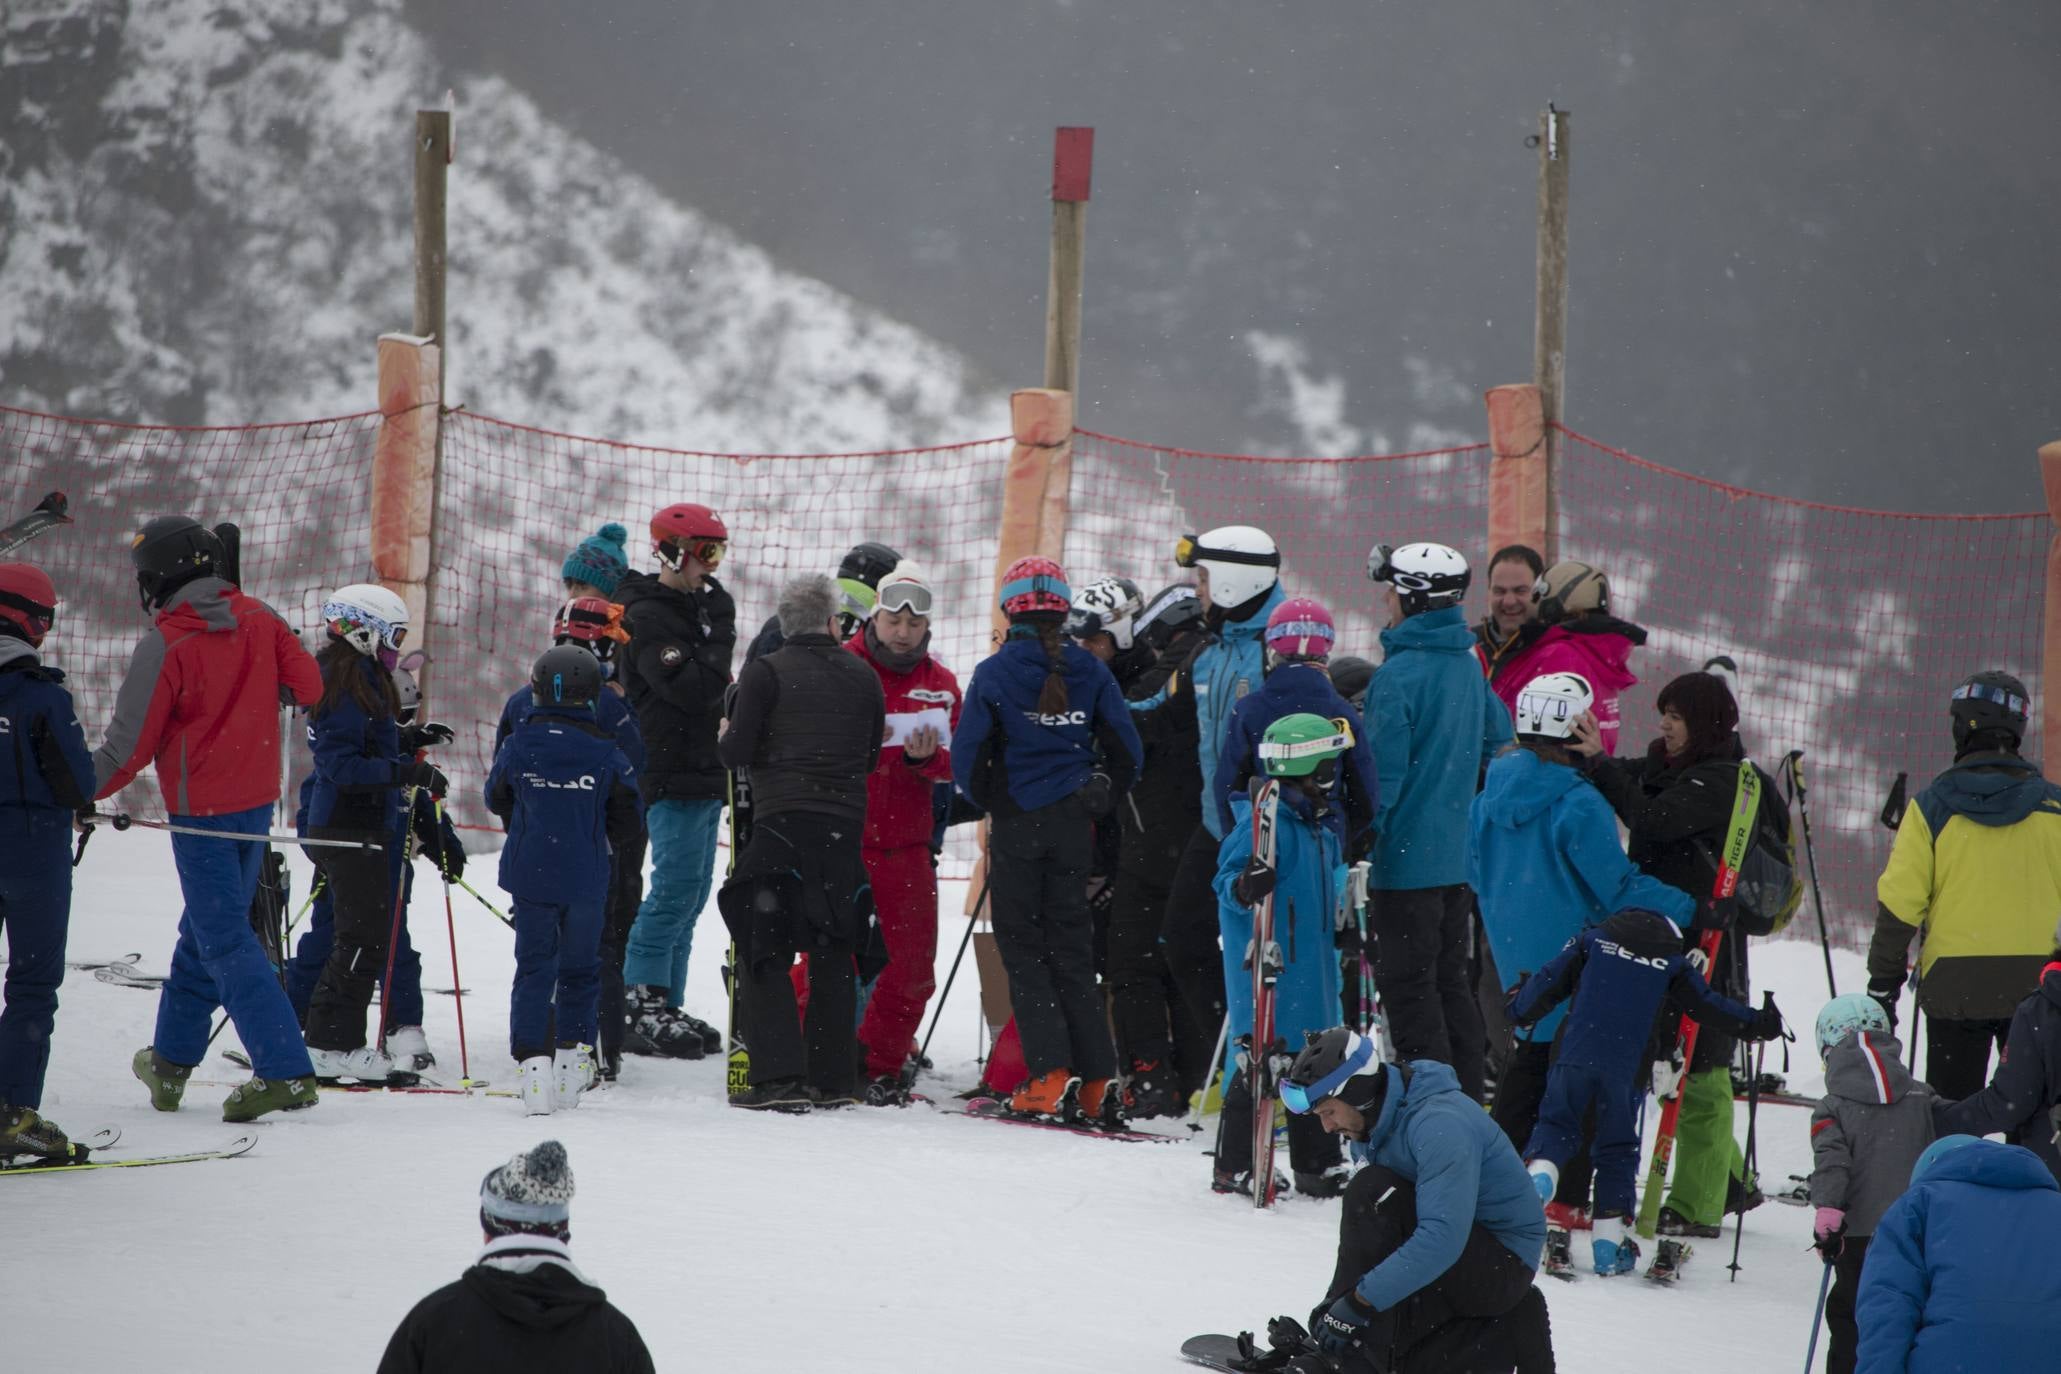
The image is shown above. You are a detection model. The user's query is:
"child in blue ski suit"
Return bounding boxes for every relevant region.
[1508,907,1781,1273]
[1211,711,1356,1197]
[486,647,641,1114]
[0,562,95,1160]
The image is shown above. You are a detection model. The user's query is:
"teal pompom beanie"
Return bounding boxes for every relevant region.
[562,523,630,596]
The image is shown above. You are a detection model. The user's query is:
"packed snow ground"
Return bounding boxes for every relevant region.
[16,832,1905,1371]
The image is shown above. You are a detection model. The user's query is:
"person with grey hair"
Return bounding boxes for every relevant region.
[377,1140,655,1373]
[716,573,885,1110]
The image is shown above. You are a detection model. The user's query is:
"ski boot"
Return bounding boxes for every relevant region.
[598,1047,622,1083]
[1077,1078,1126,1131]
[1726,1172,1766,1216]
[1008,1068,1078,1122]
[731,1078,812,1113]
[863,1073,914,1107]
[0,1104,80,1165]
[552,1043,595,1111]
[1122,1059,1185,1120]
[1211,1166,1291,1199]
[1591,1217,1641,1276]
[309,1044,404,1085]
[386,1025,435,1073]
[519,1056,554,1116]
[221,1075,320,1122]
[1646,1237,1693,1284]
[624,986,705,1059]
[132,1046,192,1112]
[676,1009,724,1056]
[1542,1227,1577,1281]
[809,1085,861,1109]
[1543,1200,1593,1232]
[1656,1206,1722,1240]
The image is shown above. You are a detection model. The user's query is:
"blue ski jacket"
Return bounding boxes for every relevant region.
[1211,663,1377,850]
[1469,747,1696,1040]
[1856,1138,2061,1373]
[1345,1060,1546,1311]
[952,634,1142,814]
[1192,583,1287,840]
[484,704,642,906]
[1366,607,1512,888]
[303,657,405,834]
[1212,788,1343,1080]
[497,683,645,773]
[0,642,94,841]
[1508,908,1756,1076]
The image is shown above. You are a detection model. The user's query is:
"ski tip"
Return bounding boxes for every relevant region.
[37,492,70,519]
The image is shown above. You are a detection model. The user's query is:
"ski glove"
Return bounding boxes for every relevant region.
[401,760,449,797]
[1086,875,1115,920]
[400,721,456,753]
[434,832,466,881]
[1812,1207,1846,1263]
[1651,1046,1687,1099]
[1233,857,1278,908]
[1746,999,1786,1042]
[1866,977,1902,1032]
[1077,770,1114,819]
[1315,1293,1373,1356]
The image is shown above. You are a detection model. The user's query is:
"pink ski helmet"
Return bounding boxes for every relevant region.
[1265,597,1336,662]
[999,556,1072,618]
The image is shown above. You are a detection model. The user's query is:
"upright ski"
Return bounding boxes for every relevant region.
[1247,776,1283,1210]
[0,492,72,556]
[723,762,756,1103]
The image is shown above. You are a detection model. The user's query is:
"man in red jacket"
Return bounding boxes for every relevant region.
[846,562,962,1104]
[94,517,326,1122]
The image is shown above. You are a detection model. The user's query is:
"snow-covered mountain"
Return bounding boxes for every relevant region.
[0,0,1008,449]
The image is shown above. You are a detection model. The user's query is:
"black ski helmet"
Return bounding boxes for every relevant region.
[1281,1027,1386,1116]
[130,516,224,612]
[1328,654,1375,709]
[837,542,903,590]
[531,645,603,708]
[1135,582,1204,654]
[1951,670,2030,753]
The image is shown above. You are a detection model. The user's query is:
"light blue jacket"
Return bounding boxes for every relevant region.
[1212,789,1343,1080]
[1192,583,1287,840]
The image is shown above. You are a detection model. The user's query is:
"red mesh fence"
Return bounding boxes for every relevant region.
[1555,426,2048,951]
[1067,431,1493,669]
[0,403,385,824]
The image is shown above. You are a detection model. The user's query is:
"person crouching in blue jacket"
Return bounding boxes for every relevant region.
[1274,1029,1554,1372]
[486,647,641,1116]
[1210,713,1356,1198]
[1508,909,1782,1275]
[1857,1134,2061,1372]
[952,557,1142,1126]
[1469,670,1694,1222]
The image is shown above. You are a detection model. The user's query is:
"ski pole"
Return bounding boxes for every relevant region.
[1728,1005,1771,1283]
[374,787,422,1053]
[918,871,992,1068]
[433,802,473,1087]
[105,813,383,851]
[281,875,325,948]
[452,873,514,927]
[1783,751,1837,999]
[1803,1256,1833,1372]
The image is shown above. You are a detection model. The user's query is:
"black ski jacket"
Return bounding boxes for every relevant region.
[1112,628,1205,882]
[717,631,884,825]
[377,1238,654,1374]
[614,569,736,804]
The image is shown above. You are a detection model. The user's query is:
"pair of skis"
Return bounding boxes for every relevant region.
[1,1126,257,1177]
[1246,777,1285,1209]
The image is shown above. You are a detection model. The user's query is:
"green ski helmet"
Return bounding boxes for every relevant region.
[1257,712,1355,781]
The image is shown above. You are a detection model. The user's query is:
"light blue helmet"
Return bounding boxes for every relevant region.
[1912,1134,1980,1185]
[1814,994,1892,1057]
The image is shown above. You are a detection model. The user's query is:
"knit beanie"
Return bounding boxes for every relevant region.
[562,524,631,597]
[480,1140,575,1235]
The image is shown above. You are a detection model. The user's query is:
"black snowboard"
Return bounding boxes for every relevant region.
[1180,1335,1256,1371]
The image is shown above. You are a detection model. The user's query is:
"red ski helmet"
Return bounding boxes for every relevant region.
[651,503,729,572]
[0,562,57,646]
[1265,597,1336,662]
[999,556,1072,618]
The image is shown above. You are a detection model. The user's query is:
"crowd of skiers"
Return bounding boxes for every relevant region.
[8,508,2061,1370]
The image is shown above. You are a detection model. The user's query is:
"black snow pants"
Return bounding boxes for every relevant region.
[1372,884,1486,1101]
[1160,821,1228,1095]
[989,795,1116,1082]
[596,824,647,1064]
[303,836,400,1052]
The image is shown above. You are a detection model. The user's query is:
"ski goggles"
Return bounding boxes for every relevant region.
[555,601,630,645]
[1953,681,2028,716]
[835,577,879,624]
[1278,1031,1378,1115]
[688,538,726,570]
[875,579,932,617]
[1257,719,1356,764]
[1174,533,1280,570]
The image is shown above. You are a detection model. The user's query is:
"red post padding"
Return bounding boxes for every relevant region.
[1052,127,1094,202]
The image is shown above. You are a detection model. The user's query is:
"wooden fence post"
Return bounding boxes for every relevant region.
[2039,441,2061,777]
[1532,103,1570,525]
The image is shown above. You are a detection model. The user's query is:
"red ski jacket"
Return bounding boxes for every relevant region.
[93,579,323,816]
[846,631,961,851]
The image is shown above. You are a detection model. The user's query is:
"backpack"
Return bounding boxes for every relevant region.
[1730,768,1802,937]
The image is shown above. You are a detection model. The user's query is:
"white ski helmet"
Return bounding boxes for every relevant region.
[1177,526,1280,612]
[1814,993,1892,1058]
[322,583,409,660]
[1513,671,1594,740]
[1367,541,1470,615]
[1066,576,1146,651]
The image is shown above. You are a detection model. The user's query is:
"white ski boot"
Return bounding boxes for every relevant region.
[385,1025,435,1073]
[519,1056,554,1116]
[552,1044,595,1111]
[309,1045,399,1084]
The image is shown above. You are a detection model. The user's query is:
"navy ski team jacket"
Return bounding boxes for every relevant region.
[953,633,1142,815]
[497,683,645,773]
[0,642,95,835]
[1508,908,1757,1075]
[485,704,642,906]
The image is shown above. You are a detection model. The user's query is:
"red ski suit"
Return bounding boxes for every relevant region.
[92,580,322,813]
[793,633,962,1078]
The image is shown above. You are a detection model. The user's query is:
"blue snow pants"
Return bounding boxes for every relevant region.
[0,814,72,1109]
[1523,1060,1641,1218]
[287,871,422,1028]
[154,807,314,1080]
[510,896,605,1062]
[623,797,722,1004]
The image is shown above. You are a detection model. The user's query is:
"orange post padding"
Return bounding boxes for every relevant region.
[371,334,441,655]
[1484,382,1549,561]
[989,388,1075,650]
[2040,441,2061,779]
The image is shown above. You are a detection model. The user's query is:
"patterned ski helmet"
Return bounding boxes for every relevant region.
[1264,596,1336,662]
[1513,671,1595,740]
[1258,712,1355,779]
[1814,993,1892,1058]
[999,556,1071,617]
[322,584,410,669]
[1066,576,1145,650]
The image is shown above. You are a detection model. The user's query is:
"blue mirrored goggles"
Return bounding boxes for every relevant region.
[1279,1078,1316,1115]
[1953,682,2027,715]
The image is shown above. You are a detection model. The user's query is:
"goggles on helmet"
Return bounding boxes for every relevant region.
[1176,533,1280,571]
[1953,681,2028,716]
